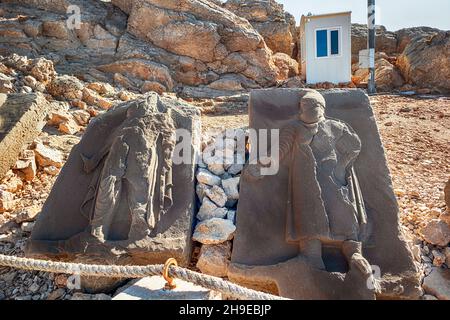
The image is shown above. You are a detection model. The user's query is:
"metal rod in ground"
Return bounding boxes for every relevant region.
[367,0,377,95]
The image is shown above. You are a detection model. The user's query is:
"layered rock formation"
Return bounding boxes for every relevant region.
[223,0,297,57]
[397,31,450,93]
[0,0,287,98]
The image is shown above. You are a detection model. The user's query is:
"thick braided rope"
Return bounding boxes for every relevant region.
[0,254,287,300]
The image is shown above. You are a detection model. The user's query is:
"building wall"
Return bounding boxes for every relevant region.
[303,14,352,84]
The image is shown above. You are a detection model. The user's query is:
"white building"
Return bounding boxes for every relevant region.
[300,11,352,84]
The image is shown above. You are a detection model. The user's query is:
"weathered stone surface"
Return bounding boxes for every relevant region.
[13,150,37,182]
[396,27,441,53]
[14,205,41,224]
[113,276,221,300]
[197,198,228,221]
[221,177,240,201]
[229,88,422,300]
[423,268,450,300]
[193,218,236,245]
[397,31,450,93]
[0,189,14,213]
[352,24,397,56]
[27,93,201,269]
[420,220,450,247]
[46,75,84,101]
[0,93,51,180]
[197,242,232,277]
[224,0,296,57]
[196,168,221,186]
[204,185,228,208]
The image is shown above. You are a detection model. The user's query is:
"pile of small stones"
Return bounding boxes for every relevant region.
[192,128,248,277]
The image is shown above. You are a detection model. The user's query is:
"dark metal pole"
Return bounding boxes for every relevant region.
[368,0,376,94]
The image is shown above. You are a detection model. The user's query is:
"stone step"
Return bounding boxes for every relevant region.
[113,276,222,300]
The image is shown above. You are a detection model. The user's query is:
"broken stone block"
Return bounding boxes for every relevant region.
[193,218,236,245]
[0,189,14,213]
[197,242,232,278]
[58,118,80,135]
[196,168,221,187]
[0,93,52,180]
[46,75,84,101]
[82,87,113,110]
[205,185,227,207]
[27,93,200,269]
[71,110,91,126]
[221,177,240,200]
[34,143,64,168]
[113,276,221,300]
[423,268,450,300]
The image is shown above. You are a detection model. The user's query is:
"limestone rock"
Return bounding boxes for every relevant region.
[71,110,91,126]
[205,185,228,208]
[13,150,37,182]
[420,220,450,247]
[196,183,211,202]
[352,24,397,56]
[423,268,450,300]
[197,242,232,277]
[224,0,297,56]
[397,31,450,93]
[273,52,299,81]
[196,168,221,187]
[222,177,240,200]
[193,218,236,245]
[226,210,236,224]
[14,205,41,224]
[113,276,221,300]
[0,189,14,213]
[82,88,113,110]
[396,27,441,53]
[197,198,228,221]
[46,75,84,101]
[34,143,64,168]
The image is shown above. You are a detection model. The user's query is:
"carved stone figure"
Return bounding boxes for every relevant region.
[229,89,422,300]
[27,93,200,270]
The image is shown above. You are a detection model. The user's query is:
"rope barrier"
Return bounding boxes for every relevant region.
[0,254,288,300]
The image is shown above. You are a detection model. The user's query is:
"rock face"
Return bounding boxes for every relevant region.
[27,93,201,267]
[0,0,282,97]
[423,268,450,300]
[397,31,450,93]
[223,0,297,57]
[352,24,398,56]
[0,93,52,180]
[353,56,404,91]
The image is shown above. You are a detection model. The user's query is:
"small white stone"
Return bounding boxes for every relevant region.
[196,183,211,202]
[197,198,228,221]
[205,185,227,207]
[196,168,221,186]
[222,177,240,200]
[193,218,236,245]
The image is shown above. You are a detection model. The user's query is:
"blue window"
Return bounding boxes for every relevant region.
[331,30,339,55]
[316,30,328,57]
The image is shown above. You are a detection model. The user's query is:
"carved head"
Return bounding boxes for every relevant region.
[299,91,326,125]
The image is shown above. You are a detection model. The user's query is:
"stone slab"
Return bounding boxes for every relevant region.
[113,276,221,300]
[229,88,421,299]
[0,93,51,180]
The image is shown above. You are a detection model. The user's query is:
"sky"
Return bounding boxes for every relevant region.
[277,0,450,31]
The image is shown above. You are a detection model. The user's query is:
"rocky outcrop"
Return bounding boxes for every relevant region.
[396,27,441,54]
[223,0,297,57]
[0,0,283,97]
[352,24,397,57]
[397,31,450,93]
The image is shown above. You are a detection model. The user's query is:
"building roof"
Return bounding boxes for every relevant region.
[301,11,352,26]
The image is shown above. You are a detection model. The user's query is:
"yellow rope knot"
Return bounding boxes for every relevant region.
[163,258,178,290]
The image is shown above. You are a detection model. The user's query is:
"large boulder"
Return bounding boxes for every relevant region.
[223,0,297,57]
[352,24,398,57]
[397,31,450,93]
[396,27,441,53]
[353,57,404,91]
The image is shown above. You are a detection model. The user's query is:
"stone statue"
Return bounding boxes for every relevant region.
[245,91,369,271]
